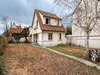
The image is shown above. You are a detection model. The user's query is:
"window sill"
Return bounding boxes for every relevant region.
[34,27,38,30]
[48,40,53,42]
[58,39,62,41]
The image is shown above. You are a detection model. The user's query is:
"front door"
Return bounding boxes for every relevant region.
[34,34,38,43]
[36,34,38,43]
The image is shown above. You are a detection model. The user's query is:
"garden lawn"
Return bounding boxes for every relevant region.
[49,45,86,59]
[2,44,100,75]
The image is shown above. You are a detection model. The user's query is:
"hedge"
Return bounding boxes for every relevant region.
[0,37,8,54]
[0,37,8,75]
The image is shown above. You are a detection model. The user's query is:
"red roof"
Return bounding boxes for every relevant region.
[38,10,62,20]
[33,9,65,32]
[10,26,22,34]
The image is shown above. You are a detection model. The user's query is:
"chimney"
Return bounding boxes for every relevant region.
[10,22,12,27]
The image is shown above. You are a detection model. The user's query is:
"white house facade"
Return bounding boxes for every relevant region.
[31,9,66,46]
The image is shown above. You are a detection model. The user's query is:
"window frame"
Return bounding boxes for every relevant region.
[48,33,52,40]
[59,33,62,40]
[57,20,59,25]
[34,20,38,30]
[36,20,38,26]
[46,18,50,24]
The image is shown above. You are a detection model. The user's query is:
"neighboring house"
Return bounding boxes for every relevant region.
[70,0,100,49]
[10,22,22,37]
[31,9,66,46]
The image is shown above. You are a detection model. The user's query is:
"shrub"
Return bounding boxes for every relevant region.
[0,63,7,75]
[0,65,3,75]
[0,38,3,54]
[14,35,22,43]
[0,37,8,75]
[2,37,8,47]
[0,37,8,54]
[30,34,32,37]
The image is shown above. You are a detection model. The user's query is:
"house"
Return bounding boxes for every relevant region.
[70,0,100,49]
[31,9,66,46]
[10,22,22,37]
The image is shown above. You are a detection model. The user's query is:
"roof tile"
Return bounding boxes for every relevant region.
[10,26,22,33]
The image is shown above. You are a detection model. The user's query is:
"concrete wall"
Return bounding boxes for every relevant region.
[9,37,32,43]
[66,35,100,49]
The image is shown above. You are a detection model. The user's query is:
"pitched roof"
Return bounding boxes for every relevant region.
[10,26,22,34]
[33,9,65,32]
[38,10,62,20]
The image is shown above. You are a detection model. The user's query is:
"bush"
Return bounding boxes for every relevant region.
[0,37,8,54]
[0,65,3,75]
[2,37,8,47]
[30,34,32,37]
[0,37,8,75]
[0,64,6,75]
[14,35,22,43]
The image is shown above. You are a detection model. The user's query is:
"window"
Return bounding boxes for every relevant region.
[46,18,50,24]
[57,20,59,25]
[48,33,52,40]
[36,20,38,26]
[34,20,38,30]
[59,33,62,40]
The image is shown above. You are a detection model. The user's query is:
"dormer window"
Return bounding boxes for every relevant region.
[46,18,50,24]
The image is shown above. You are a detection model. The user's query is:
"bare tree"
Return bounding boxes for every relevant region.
[72,0,100,59]
[21,27,30,43]
[52,0,100,59]
[2,16,10,40]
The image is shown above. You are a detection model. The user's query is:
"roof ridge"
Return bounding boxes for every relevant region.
[35,9,62,20]
[35,9,56,15]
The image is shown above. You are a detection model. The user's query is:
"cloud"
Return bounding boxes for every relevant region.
[0,0,56,34]
[0,0,72,34]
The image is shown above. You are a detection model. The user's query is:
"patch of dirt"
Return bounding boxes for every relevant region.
[2,45,100,75]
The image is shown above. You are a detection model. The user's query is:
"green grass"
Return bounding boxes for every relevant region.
[0,55,7,75]
[34,44,40,46]
[35,45,100,74]
[48,45,100,66]
[48,45,85,59]
[87,66,100,75]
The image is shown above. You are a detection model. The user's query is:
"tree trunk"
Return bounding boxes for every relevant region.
[25,37,27,43]
[85,32,90,59]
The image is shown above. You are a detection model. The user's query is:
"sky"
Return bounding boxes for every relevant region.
[0,0,72,35]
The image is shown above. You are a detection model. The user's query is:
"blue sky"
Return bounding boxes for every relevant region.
[0,0,72,34]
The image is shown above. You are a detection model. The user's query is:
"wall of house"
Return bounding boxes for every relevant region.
[33,33,42,43]
[66,35,100,49]
[38,31,67,46]
[32,13,42,34]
